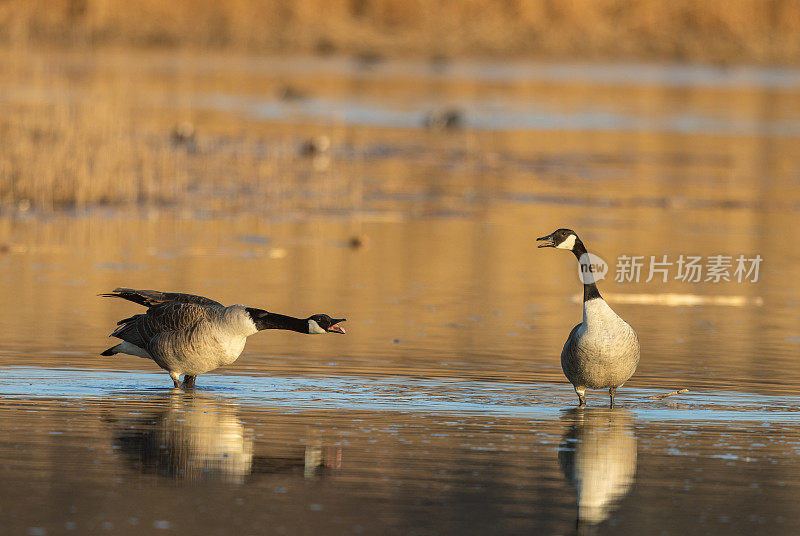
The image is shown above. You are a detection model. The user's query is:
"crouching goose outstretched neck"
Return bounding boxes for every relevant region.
[100,288,346,388]
[537,229,639,408]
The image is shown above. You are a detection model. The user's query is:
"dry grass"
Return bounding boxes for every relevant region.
[0,46,361,211]
[1,0,798,211]
[0,0,799,64]
[0,85,359,212]
[0,97,191,210]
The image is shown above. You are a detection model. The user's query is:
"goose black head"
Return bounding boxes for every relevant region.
[537,228,579,250]
[307,314,347,334]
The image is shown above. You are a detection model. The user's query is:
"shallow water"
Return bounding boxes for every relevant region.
[1,51,800,534]
[2,373,799,536]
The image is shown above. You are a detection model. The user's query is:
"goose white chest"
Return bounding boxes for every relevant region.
[562,297,640,390]
[578,299,632,342]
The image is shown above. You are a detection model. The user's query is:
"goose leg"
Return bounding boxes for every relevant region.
[575,386,587,407]
[169,371,181,388]
[609,387,617,409]
[182,375,196,389]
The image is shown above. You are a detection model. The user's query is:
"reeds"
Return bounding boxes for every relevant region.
[0,0,798,63]
[0,90,362,212]
[0,46,365,212]
[0,97,356,211]
[0,95,191,210]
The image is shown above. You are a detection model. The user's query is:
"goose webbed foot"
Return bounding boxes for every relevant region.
[575,387,587,407]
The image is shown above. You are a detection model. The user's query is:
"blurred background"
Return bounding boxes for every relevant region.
[1,0,799,211]
[0,0,799,387]
[1,3,800,536]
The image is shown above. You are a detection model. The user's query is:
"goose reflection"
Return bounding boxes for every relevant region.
[558,408,637,534]
[112,392,340,483]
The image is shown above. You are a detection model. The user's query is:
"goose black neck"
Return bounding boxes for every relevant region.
[583,281,602,302]
[570,238,588,260]
[571,237,602,302]
[248,309,308,334]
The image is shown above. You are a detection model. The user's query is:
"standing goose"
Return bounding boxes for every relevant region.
[537,229,639,408]
[100,288,346,388]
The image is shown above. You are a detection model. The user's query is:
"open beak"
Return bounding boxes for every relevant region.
[536,233,556,248]
[327,319,346,334]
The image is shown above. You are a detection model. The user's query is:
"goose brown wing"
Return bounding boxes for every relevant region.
[100,288,223,308]
[561,323,584,363]
[109,302,212,349]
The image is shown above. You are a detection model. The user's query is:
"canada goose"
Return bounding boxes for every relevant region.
[100,288,346,388]
[537,229,640,408]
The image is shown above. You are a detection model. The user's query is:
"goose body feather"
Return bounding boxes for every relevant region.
[110,300,257,376]
[561,299,640,391]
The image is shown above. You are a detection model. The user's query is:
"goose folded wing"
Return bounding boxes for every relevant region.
[110,302,211,348]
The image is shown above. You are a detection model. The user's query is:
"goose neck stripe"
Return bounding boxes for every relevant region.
[583,282,602,302]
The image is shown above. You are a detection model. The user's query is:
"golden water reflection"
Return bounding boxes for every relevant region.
[559,408,637,533]
[0,47,799,536]
[112,392,340,483]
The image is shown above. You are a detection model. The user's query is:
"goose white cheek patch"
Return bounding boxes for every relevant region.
[556,234,577,250]
[308,319,327,334]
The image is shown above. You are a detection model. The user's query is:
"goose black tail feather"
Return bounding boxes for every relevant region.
[99,288,158,307]
[100,346,118,356]
[116,314,139,326]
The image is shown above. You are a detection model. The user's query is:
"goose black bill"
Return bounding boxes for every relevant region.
[536,233,556,248]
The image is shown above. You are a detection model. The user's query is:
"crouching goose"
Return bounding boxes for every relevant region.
[100,288,346,388]
[537,229,639,407]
